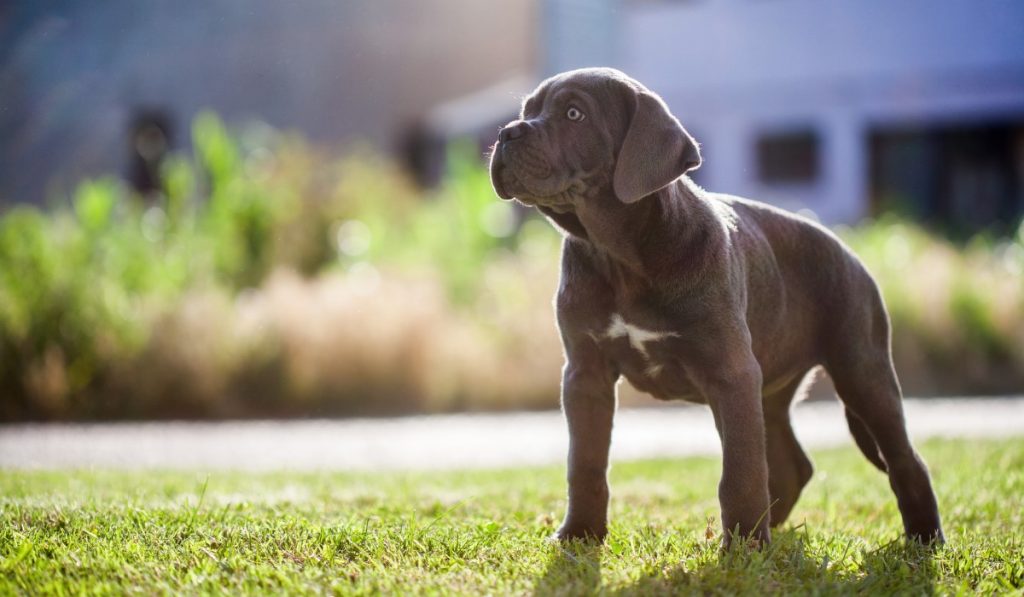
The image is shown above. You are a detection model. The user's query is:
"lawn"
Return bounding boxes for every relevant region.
[2,437,1022,595]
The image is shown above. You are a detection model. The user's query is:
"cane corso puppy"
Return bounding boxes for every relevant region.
[488,67,943,548]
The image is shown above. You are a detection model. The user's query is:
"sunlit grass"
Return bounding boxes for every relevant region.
[2,437,1022,594]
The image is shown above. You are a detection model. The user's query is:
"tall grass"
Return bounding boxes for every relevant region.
[1,114,1021,421]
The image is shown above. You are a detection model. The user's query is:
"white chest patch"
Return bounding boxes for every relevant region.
[602,314,678,359]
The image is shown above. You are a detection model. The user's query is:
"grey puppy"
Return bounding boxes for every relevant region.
[489,67,943,548]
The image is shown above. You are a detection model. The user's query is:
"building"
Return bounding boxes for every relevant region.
[0,1,536,204]
[4,0,1023,232]
[602,0,1024,228]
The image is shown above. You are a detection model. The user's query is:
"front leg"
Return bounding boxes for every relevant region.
[701,355,772,548]
[556,352,618,542]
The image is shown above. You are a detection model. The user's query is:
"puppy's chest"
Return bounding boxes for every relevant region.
[589,311,702,402]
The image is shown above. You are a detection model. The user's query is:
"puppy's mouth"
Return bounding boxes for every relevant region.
[487,144,577,209]
[489,145,515,200]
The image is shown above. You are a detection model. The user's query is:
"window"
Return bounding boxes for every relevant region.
[755,130,820,184]
[869,122,1024,237]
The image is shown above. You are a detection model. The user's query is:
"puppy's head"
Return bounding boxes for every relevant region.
[489,68,701,209]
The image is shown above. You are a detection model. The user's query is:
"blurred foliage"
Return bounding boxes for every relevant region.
[0,112,549,420]
[840,217,1024,395]
[0,113,1022,421]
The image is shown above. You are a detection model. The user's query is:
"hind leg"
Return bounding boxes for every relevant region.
[845,405,887,472]
[764,372,814,527]
[827,353,944,543]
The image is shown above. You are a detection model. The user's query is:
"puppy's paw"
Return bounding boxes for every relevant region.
[721,526,771,551]
[554,522,607,544]
[907,526,946,548]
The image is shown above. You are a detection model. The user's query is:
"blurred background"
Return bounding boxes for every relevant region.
[1,0,1023,422]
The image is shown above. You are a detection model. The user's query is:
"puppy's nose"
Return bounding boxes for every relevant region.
[498,121,528,143]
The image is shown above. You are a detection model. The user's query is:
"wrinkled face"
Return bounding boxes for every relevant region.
[489,69,628,211]
[489,68,702,213]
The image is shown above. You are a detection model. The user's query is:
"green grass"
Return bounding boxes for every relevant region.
[2,437,1022,595]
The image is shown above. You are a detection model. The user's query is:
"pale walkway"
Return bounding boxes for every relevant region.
[1,398,1022,471]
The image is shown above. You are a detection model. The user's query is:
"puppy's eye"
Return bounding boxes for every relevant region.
[566,106,585,122]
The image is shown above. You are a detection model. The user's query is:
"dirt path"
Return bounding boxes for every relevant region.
[2,398,1022,471]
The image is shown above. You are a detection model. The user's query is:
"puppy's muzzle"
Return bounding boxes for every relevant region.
[491,120,540,201]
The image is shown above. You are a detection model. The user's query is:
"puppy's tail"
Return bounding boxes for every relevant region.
[844,407,888,472]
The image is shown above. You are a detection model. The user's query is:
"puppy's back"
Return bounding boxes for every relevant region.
[714,194,886,354]
[721,195,874,295]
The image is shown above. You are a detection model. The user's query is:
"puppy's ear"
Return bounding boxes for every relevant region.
[613,90,701,204]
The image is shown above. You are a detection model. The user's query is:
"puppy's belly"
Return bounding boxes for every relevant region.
[598,344,704,403]
[619,361,706,404]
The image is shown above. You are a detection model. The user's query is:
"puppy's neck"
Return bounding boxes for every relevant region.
[544,177,718,280]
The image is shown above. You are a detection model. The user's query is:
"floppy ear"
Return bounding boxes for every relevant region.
[612,90,701,203]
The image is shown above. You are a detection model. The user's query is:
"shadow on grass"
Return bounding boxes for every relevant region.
[532,540,603,596]
[533,530,938,595]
